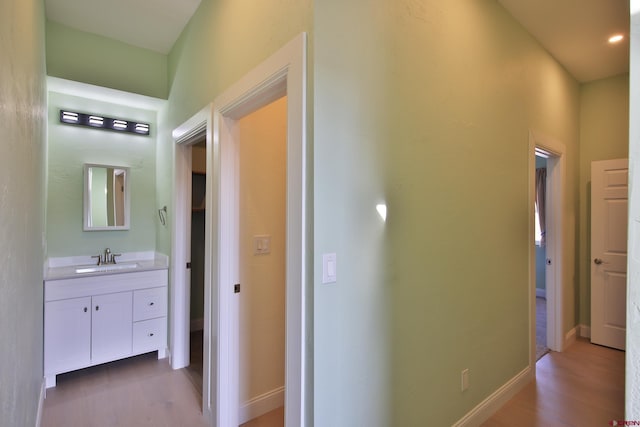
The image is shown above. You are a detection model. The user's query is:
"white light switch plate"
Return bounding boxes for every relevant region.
[254,235,271,255]
[322,253,337,284]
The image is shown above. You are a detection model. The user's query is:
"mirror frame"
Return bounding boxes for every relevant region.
[83,163,131,231]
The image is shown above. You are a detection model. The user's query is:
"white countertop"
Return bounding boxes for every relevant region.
[44,251,169,281]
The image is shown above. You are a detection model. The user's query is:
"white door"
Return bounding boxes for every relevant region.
[591,158,628,350]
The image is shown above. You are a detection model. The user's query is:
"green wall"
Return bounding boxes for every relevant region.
[578,73,629,327]
[46,91,158,257]
[46,20,169,99]
[166,0,312,125]
[0,0,47,425]
[314,1,580,425]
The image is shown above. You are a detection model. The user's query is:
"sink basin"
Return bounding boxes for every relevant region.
[75,263,139,274]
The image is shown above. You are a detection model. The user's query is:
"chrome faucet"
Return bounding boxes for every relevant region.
[91,248,122,265]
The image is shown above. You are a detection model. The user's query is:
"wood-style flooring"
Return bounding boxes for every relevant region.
[42,330,282,427]
[41,335,622,427]
[482,338,625,427]
[536,296,549,361]
[184,330,204,398]
[42,352,210,427]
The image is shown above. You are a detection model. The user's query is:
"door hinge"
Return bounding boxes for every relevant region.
[186,262,192,269]
[234,284,241,293]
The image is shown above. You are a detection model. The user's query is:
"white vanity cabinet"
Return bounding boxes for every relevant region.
[44,268,167,388]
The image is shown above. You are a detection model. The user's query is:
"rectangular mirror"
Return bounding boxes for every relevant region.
[83,164,130,231]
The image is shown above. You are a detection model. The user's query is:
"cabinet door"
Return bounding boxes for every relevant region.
[44,297,91,375]
[91,292,133,364]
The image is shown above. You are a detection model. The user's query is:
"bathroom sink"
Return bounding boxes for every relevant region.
[75,262,139,274]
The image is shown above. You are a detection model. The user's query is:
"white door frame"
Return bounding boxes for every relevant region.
[172,107,213,419]
[530,130,566,366]
[172,33,307,427]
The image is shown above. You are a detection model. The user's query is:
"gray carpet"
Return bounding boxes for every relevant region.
[536,297,550,360]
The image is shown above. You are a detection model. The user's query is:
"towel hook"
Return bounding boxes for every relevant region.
[158,206,167,226]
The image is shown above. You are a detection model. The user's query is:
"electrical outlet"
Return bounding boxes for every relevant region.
[461,369,470,392]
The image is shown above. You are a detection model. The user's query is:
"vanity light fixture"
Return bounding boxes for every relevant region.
[58,110,150,136]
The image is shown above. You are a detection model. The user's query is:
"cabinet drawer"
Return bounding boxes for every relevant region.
[133,287,167,321]
[133,318,166,354]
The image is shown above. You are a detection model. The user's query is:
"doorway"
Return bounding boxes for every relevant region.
[534,154,549,360]
[172,128,212,417]
[530,130,566,368]
[237,96,287,425]
[172,33,307,427]
[183,139,207,398]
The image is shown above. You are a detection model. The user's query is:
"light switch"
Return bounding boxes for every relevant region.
[322,253,337,284]
[254,235,271,255]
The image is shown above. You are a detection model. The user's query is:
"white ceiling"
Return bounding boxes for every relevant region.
[498,0,629,83]
[45,0,629,83]
[45,0,202,54]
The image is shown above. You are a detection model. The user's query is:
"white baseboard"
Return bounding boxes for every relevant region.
[564,327,577,349]
[578,324,591,339]
[452,367,532,427]
[36,378,45,427]
[190,317,204,332]
[535,288,546,299]
[239,386,285,424]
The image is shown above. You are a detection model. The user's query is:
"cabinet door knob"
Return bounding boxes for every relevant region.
[148,333,154,337]
[95,305,99,311]
[84,307,88,313]
[149,302,154,306]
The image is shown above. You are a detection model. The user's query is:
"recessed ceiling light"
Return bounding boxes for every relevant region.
[608,34,624,44]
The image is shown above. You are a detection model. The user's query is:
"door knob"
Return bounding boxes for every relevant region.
[594,258,604,265]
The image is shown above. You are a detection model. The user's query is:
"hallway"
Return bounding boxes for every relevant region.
[482,338,624,426]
